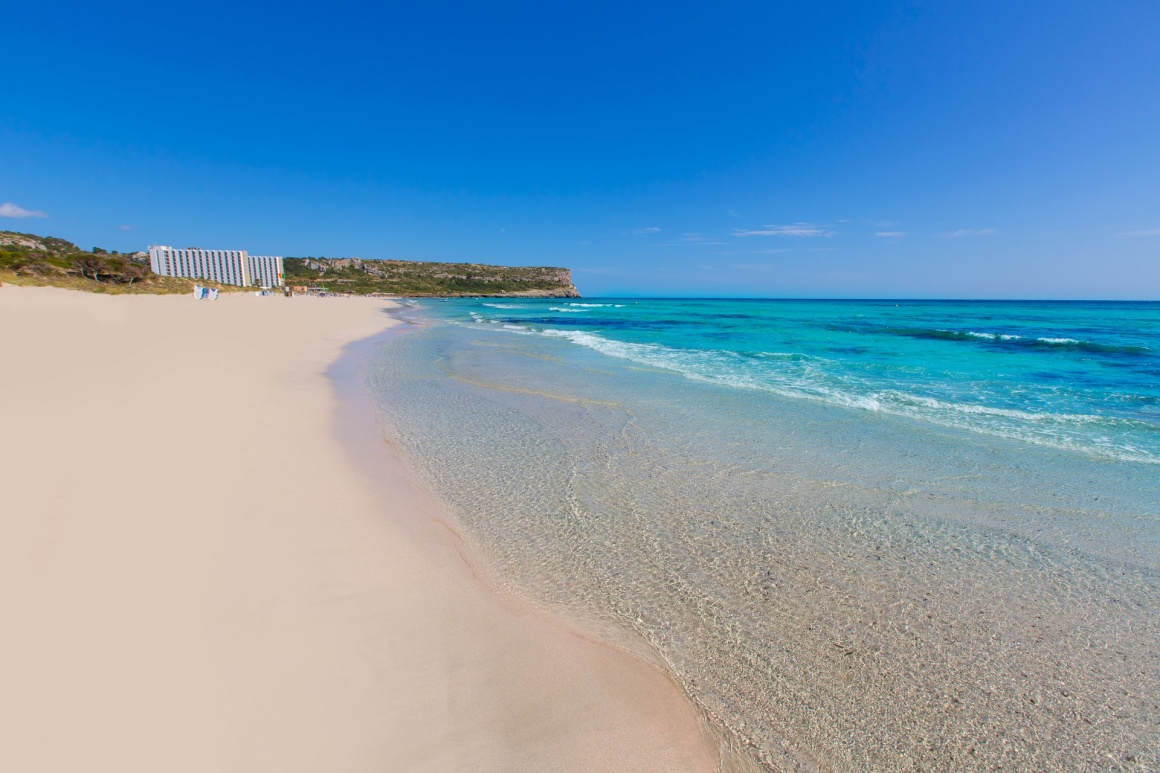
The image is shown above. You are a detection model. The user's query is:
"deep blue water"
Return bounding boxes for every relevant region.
[369,298,1160,770]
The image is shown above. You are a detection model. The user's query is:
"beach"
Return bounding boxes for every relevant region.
[0,287,716,773]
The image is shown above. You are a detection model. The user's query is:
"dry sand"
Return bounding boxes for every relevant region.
[0,286,716,772]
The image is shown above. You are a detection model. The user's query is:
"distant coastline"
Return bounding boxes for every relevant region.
[0,231,581,298]
[284,256,580,297]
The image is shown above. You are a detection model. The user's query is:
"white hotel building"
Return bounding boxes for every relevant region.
[148,246,285,288]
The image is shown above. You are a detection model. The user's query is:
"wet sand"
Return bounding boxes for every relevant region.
[0,286,715,773]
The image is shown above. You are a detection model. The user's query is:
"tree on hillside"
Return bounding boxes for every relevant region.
[123,262,147,285]
[73,256,107,282]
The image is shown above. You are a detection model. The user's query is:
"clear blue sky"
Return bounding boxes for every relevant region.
[3,1,1158,298]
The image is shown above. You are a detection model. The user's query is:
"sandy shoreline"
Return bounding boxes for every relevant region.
[0,287,716,772]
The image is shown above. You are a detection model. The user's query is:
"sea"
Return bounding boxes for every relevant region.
[366,298,1160,771]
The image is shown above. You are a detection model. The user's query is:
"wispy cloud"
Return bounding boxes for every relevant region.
[654,232,727,247]
[733,222,833,237]
[632,226,662,235]
[711,247,830,256]
[0,202,48,218]
[944,228,995,238]
[119,224,133,231]
[681,232,724,244]
[1121,228,1160,237]
[875,231,906,237]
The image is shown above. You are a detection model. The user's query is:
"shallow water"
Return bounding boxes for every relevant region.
[368,299,1160,771]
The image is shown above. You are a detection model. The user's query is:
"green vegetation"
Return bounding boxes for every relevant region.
[284,257,580,297]
[0,231,580,297]
[0,231,239,295]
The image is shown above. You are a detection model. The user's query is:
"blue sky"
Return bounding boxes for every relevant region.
[3,1,1158,298]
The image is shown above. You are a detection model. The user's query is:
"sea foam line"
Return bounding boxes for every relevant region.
[536,328,1159,464]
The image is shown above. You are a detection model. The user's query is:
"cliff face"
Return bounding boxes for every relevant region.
[284,257,580,297]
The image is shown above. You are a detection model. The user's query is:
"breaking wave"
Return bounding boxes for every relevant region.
[881,326,1149,355]
[539,328,1159,464]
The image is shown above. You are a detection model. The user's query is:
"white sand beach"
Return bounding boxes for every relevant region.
[0,286,715,772]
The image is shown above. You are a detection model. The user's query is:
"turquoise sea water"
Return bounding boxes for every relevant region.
[368,299,1160,770]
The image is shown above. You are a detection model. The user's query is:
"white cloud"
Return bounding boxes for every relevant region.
[944,228,995,238]
[0,202,48,218]
[632,226,662,235]
[119,224,133,231]
[875,231,906,237]
[1121,228,1160,237]
[733,222,833,237]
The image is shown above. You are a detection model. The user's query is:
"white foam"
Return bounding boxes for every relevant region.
[938,329,1026,341]
[536,328,1158,464]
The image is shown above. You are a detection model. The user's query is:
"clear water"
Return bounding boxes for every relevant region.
[367,299,1160,771]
